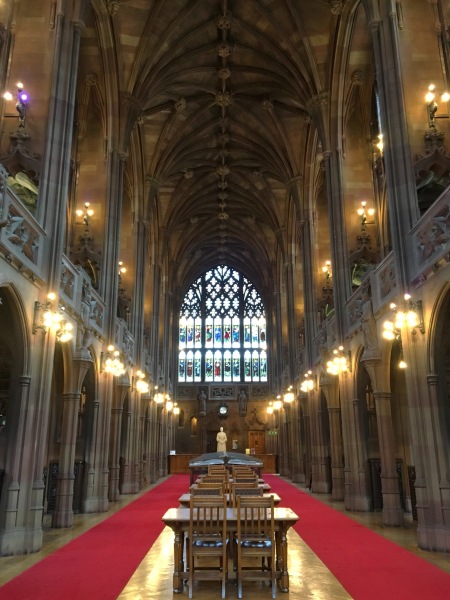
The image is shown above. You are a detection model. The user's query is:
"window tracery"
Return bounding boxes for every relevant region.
[178,265,267,383]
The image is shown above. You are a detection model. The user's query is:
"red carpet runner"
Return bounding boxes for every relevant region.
[0,474,189,600]
[264,474,450,600]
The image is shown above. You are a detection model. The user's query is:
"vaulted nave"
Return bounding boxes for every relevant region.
[1,1,450,594]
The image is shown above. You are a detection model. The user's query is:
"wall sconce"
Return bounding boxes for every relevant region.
[300,371,314,393]
[375,133,383,155]
[326,346,350,375]
[3,81,28,127]
[357,201,375,231]
[76,202,94,233]
[283,385,295,403]
[55,314,74,343]
[425,84,449,129]
[173,402,180,416]
[382,293,424,369]
[133,370,149,394]
[118,261,126,276]
[322,260,332,286]
[153,386,165,404]
[33,293,73,342]
[101,345,125,376]
[153,386,173,411]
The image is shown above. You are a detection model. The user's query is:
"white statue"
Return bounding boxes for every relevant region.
[216,426,227,452]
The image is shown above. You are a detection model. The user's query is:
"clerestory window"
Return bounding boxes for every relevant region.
[178,265,267,383]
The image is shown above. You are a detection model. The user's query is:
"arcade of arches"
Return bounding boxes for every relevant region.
[0,0,450,559]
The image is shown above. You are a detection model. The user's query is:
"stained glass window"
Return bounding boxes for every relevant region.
[178,265,267,383]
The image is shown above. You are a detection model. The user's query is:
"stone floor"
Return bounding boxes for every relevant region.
[1,477,449,599]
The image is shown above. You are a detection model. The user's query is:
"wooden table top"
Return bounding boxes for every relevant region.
[178,492,282,507]
[162,505,299,528]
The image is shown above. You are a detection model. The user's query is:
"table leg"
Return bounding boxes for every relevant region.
[277,526,290,592]
[172,529,184,593]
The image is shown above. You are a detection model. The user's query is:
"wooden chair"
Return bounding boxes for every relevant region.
[231,484,262,507]
[235,495,276,599]
[191,485,224,496]
[234,476,258,485]
[208,466,227,475]
[187,495,228,598]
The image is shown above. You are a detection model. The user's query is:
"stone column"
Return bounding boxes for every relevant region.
[52,352,92,528]
[108,378,129,502]
[373,391,403,526]
[351,397,372,512]
[368,8,420,288]
[321,375,345,500]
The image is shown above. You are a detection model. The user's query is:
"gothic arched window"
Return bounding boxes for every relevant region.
[178,265,267,383]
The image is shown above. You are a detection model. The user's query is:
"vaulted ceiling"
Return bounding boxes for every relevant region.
[82,0,348,293]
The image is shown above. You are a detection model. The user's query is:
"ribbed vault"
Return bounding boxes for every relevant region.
[92,0,335,292]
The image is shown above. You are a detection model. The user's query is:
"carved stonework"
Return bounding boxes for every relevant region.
[217,42,231,58]
[174,98,186,112]
[3,208,39,265]
[217,15,232,29]
[210,386,234,398]
[416,200,450,264]
[329,0,344,15]
[60,265,75,300]
[215,92,233,107]
[379,261,397,298]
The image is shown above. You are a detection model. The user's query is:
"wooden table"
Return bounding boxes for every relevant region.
[190,482,272,492]
[162,506,299,593]
[178,492,282,507]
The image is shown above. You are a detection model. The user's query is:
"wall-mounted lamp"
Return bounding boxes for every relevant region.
[382,293,424,369]
[266,398,281,414]
[153,386,173,411]
[283,385,295,403]
[3,81,28,127]
[375,133,383,155]
[326,346,351,375]
[101,345,125,376]
[300,371,314,393]
[76,202,94,233]
[425,83,449,129]
[173,402,180,416]
[357,201,375,231]
[322,260,332,290]
[33,293,73,342]
[133,370,149,394]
